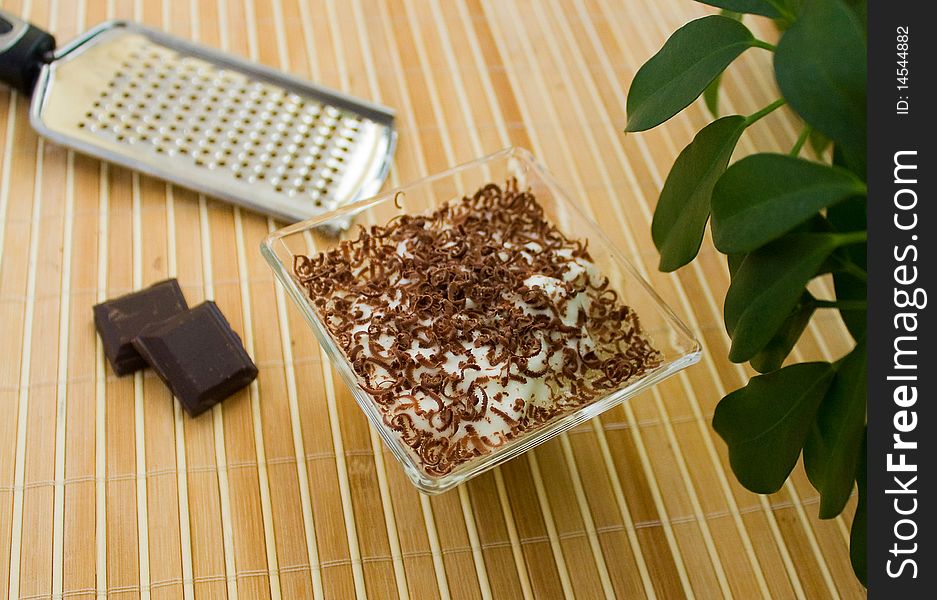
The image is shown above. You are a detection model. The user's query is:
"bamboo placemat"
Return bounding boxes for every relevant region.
[0,0,864,598]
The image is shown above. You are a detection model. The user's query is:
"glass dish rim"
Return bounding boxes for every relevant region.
[261,146,702,494]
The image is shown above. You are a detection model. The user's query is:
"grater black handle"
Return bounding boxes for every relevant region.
[0,10,55,96]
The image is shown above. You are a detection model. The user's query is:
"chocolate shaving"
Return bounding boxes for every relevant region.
[295,179,662,477]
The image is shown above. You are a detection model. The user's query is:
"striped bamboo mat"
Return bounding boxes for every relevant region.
[0,0,864,598]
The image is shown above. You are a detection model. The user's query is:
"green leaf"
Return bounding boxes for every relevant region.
[833,272,866,342]
[702,10,743,118]
[784,0,805,15]
[808,129,831,157]
[826,188,867,275]
[826,193,867,242]
[724,233,841,363]
[694,0,784,18]
[804,342,867,517]
[827,195,867,342]
[851,432,867,586]
[653,116,746,271]
[774,0,866,162]
[713,361,835,493]
[834,139,867,179]
[750,293,816,373]
[711,154,865,254]
[727,253,746,278]
[626,16,756,132]
[703,73,723,118]
[843,0,867,29]
[726,213,830,288]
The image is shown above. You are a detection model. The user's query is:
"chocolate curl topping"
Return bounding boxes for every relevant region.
[295,179,662,477]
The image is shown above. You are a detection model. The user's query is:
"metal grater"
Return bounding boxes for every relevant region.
[0,12,396,224]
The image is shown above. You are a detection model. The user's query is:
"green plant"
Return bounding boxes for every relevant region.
[624,0,867,584]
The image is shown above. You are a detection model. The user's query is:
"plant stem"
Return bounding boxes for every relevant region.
[751,39,777,51]
[834,230,868,246]
[790,126,812,157]
[815,299,867,310]
[744,98,786,126]
[837,259,868,282]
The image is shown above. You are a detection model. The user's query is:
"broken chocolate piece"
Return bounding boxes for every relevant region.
[93,279,189,375]
[132,301,258,416]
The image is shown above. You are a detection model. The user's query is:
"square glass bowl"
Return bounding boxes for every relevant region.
[262,147,701,494]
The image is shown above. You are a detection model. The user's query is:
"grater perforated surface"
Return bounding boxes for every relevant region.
[80,38,359,209]
[31,22,396,222]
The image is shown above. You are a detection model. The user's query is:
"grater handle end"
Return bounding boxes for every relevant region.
[0,9,55,96]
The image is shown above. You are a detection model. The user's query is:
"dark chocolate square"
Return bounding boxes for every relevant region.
[93,279,189,375]
[132,301,258,416]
